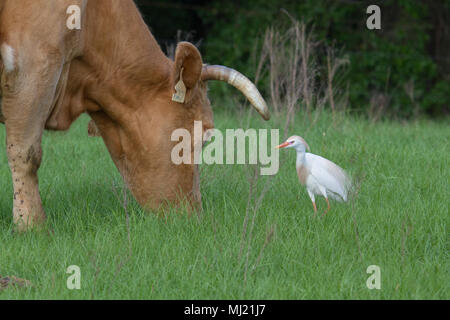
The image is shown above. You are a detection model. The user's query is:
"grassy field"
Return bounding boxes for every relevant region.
[0,109,448,299]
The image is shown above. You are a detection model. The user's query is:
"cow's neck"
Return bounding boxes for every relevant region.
[52,0,172,130]
[85,0,172,89]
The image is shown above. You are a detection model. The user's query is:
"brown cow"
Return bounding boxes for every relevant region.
[0,0,269,231]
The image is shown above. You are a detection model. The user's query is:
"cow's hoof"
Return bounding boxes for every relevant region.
[14,213,47,233]
[88,120,101,137]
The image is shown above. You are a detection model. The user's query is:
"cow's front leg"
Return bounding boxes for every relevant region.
[1,50,63,231]
[6,135,46,231]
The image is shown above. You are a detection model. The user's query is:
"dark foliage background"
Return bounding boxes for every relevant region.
[135,0,449,118]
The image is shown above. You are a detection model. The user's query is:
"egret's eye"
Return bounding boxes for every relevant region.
[289,141,294,144]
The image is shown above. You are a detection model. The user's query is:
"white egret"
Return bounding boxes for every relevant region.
[276,136,351,216]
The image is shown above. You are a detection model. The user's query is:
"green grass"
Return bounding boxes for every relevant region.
[0,110,448,299]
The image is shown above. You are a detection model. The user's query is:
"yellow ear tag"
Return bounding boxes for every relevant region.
[172,67,186,103]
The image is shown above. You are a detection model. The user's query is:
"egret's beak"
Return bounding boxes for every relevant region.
[275,141,290,149]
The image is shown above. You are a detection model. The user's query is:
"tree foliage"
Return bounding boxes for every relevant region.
[135,0,449,117]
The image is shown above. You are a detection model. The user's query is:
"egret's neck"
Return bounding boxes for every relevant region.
[295,150,306,166]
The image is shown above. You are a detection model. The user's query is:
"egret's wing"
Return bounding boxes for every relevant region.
[306,153,351,201]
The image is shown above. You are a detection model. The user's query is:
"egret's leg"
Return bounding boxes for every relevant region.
[318,186,330,216]
[307,189,317,217]
[324,198,331,215]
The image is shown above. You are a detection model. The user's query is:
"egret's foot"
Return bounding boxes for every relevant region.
[312,201,318,217]
[321,198,331,217]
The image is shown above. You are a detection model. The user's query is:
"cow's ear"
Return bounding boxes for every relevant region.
[173,42,203,90]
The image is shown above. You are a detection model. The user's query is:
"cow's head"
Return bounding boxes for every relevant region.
[90,42,269,212]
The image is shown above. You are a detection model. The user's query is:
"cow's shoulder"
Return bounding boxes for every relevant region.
[0,0,87,59]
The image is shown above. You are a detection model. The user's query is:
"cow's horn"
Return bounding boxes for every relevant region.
[201,65,270,120]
